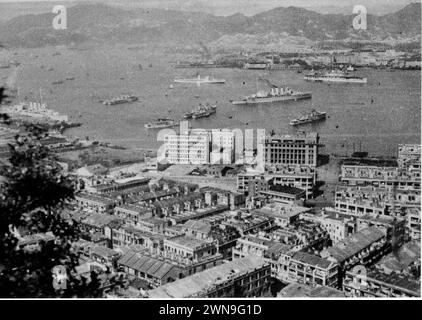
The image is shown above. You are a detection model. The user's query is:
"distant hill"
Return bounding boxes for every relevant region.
[0,2,420,48]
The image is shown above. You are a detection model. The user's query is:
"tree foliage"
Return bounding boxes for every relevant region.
[0,90,102,297]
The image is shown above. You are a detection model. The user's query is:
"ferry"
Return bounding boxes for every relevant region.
[231,87,311,105]
[304,69,367,84]
[174,75,225,84]
[289,109,327,126]
[144,118,177,129]
[102,95,138,106]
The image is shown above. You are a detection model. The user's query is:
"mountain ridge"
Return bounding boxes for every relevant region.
[0,2,420,48]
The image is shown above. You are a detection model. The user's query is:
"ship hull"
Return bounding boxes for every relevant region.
[145,123,176,129]
[304,76,367,84]
[290,115,326,126]
[174,79,225,84]
[232,93,312,105]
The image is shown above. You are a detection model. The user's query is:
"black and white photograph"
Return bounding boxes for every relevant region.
[0,0,420,304]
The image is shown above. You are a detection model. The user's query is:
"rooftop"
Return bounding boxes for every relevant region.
[291,251,335,270]
[164,235,214,249]
[322,227,385,262]
[278,282,345,298]
[148,256,267,298]
[118,251,181,281]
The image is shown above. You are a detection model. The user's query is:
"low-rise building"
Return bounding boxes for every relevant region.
[237,172,268,196]
[301,209,357,244]
[356,214,406,249]
[286,251,338,288]
[321,227,390,272]
[259,185,306,205]
[278,282,345,298]
[75,193,117,214]
[342,269,420,298]
[148,256,271,298]
[267,165,316,199]
[340,165,420,190]
[118,251,185,288]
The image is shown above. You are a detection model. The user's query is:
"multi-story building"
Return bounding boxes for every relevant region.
[110,224,167,251]
[301,209,357,244]
[285,251,338,288]
[164,130,211,164]
[148,256,271,298]
[253,202,310,227]
[407,208,421,239]
[75,193,117,214]
[182,220,240,259]
[163,235,219,263]
[321,227,390,273]
[210,129,236,165]
[267,165,316,199]
[335,185,420,217]
[237,172,268,196]
[397,144,421,171]
[264,132,319,168]
[114,204,152,227]
[342,269,420,298]
[340,165,420,190]
[259,185,306,204]
[356,214,406,249]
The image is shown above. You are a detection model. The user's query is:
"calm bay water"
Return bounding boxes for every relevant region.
[1,46,420,157]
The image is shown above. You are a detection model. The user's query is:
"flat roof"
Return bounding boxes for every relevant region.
[291,251,335,270]
[164,235,213,249]
[148,256,267,298]
[278,283,345,298]
[323,227,385,262]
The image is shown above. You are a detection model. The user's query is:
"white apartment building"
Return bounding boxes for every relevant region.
[210,129,235,165]
[164,130,210,164]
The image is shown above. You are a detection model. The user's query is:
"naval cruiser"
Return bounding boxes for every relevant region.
[231,87,311,105]
[304,69,367,84]
[174,75,225,84]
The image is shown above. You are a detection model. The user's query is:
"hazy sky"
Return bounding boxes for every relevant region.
[0,0,416,5]
[0,0,419,16]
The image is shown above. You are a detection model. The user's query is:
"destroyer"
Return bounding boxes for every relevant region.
[144,118,177,129]
[231,87,311,105]
[174,75,225,84]
[184,103,217,119]
[102,95,138,105]
[304,70,367,84]
[290,109,327,126]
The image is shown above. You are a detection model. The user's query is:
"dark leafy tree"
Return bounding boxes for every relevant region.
[0,91,103,297]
